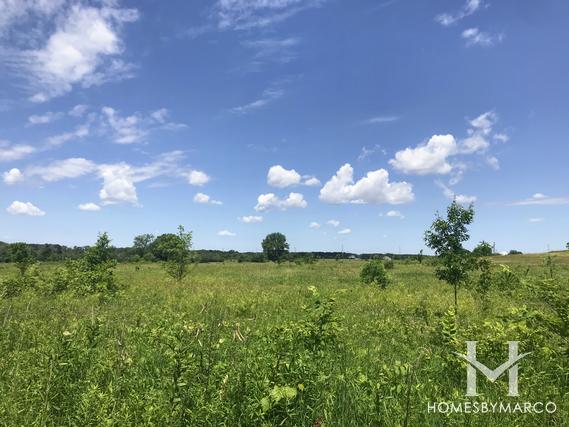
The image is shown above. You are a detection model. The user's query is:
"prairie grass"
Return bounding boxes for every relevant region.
[0,255,568,426]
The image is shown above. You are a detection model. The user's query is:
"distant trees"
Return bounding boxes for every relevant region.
[133,234,155,259]
[473,241,493,257]
[424,201,476,314]
[262,233,289,263]
[566,242,569,250]
[508,250,523,255]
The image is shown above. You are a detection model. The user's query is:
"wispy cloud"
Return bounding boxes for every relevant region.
[230,81,288,114]
[214,0,325,31]
[242,37,301,66]
[435,0,483,26]
[462,27,503,47]
[363,115,399,125]
[512,193,569,206]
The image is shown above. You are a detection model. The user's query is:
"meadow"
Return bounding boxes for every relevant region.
[0,255,568,426]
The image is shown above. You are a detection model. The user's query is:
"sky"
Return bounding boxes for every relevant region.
[0,0,568,254]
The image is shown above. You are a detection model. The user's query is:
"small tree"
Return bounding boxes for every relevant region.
[473,241,493,257]
[84,232,114,269]
[360,259,389,288]
[261,232,289,263]
[566,242,569,250]
[417,249,424,264]
[9,243,35,276]
[424,201,476,314]
[163,226,195,282]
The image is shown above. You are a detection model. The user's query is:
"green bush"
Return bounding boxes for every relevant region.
[383,258,394,269]
[360,260,390,288]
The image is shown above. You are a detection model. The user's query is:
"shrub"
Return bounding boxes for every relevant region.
[383,258,394,269]
[360,260,389,288]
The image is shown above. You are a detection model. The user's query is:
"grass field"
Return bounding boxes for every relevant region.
[1,254,568,426]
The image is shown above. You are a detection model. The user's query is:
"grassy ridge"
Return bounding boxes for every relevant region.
[0,257,568,426]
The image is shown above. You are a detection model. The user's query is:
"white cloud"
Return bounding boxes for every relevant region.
[435,0,482,26]
[255,192,307,211]
[512,193,569,206]
[98,163,138,205]
[494,133,509,143]
[385,210,404,219]
[239,215,263,223]
[390,134,457,175]
[214,0,324,31]
[45,124,89,147]
[242,37,300,65]
[0,141,36,162]
[486,156,500,170]
[28,111,63,125]
[18,4,139,101]
[309,221,321,229]
[69,104,88,117]
[6,200,45,216]
[78,202,101,211]
[27,157,96,182]
[187,170,211,186]
[267,165,301,187]
[327,219,340,227]
[231,83,285,114]
[3,168,23,184]
[102,107,147,144]
[320,163,414,204]
[193,192,222,205]
[217,229,236,236]
[303,176,321,186]
[529,217,544,223]
[437,181,477,204]
[338,228,351,235]
[363,116,399,124]
[462,27,502,47]
[358,144,387,161]
[150,108,169,123]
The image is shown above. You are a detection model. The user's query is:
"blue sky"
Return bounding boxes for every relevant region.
[1,0,568,253]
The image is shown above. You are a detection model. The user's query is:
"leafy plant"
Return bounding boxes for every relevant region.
[360,259,390,288]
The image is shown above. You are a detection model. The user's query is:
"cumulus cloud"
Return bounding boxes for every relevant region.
[6,200,45,216]
[239,215,263,223]
[511,193,569,206]
[102,107,147,144]
[390,135,457,175]
[338,228,351,235]
[529,217,544,223]
[320,163,414,205]
[98,163,138,205]
[11,3,139,102]
[187,170,211,186]
[437,181,477,204]
[3,168,23,184]
[327,219,340,227]
[69,104,88,117]
[267,165,301,187]
[266,165,320,187]
[78,202,101,211]
[309,221,321,229]
[217,229,236,236]
[193,192,223,205]
[255,192,307,211]
[385,210,404,219]
[214,0,324,31]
